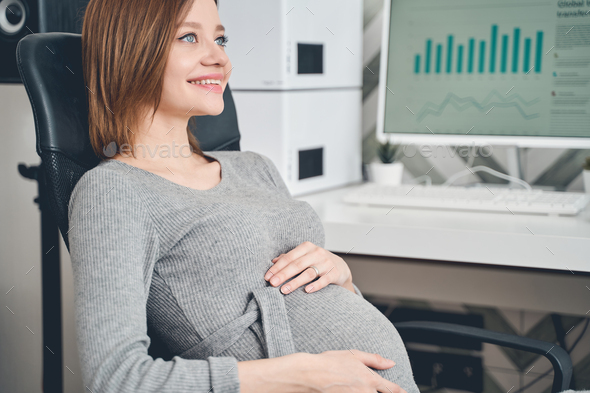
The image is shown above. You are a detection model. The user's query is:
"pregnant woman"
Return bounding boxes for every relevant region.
[71,0,420,392]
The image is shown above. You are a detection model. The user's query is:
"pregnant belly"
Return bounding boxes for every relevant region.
[202,279,419,391]
[283,283,420,392]
[284,283,398,354]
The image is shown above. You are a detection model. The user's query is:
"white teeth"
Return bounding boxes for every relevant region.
[189,79,221,85]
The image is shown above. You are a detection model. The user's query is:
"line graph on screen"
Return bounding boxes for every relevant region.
[415,90,541,122]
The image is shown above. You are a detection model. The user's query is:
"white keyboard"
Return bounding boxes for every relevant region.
[342,183,590,215]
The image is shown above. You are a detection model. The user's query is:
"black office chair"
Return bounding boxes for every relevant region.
[16,32,573,393]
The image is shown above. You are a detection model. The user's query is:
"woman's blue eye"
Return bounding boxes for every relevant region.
[180,33,197,43]
[179,33,229,47]
[216,35,229,47]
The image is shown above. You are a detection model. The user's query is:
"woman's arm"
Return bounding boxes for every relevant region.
[68,169,239,393]
[238,351,405,393]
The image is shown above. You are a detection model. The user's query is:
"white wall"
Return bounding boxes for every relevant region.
[0,84,83,393]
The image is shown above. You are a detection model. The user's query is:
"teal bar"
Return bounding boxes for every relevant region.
[436,44,442,73]
[425,39,432,73]
[457,44,464,73]
[512,28,520,73]
[446,35,453,73]
[501,34,508,73]
[415,54,420,74]
[523,38,531,73]
[489,25,497,73]
[468,38,475,73]
[535,31,543,73]
[479,40,486,73]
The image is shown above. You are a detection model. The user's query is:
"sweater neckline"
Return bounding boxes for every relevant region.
[104,151,229,194]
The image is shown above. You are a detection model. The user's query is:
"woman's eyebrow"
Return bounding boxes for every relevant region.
[181,21,225,32]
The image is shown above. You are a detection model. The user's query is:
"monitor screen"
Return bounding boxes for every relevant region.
[379,0,590,145]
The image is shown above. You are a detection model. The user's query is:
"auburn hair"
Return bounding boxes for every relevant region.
[82,0,217,159]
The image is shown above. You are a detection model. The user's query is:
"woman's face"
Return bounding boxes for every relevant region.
[160,0,231,118]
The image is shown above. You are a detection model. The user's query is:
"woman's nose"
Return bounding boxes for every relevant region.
[202,40,230,68]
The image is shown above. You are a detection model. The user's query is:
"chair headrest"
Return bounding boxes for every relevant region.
[17,32,98,168]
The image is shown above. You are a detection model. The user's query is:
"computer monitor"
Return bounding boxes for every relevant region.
[377,0,590,149]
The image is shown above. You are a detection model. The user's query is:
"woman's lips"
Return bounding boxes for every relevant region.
[188,81,223,94]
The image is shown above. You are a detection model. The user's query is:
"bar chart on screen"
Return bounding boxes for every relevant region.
[383,0,590,138]
[413,24,544,75]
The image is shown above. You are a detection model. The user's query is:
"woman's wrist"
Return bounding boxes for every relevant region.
[342,276,356,294]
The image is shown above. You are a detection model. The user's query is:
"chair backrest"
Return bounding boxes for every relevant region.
[16,32,241,249]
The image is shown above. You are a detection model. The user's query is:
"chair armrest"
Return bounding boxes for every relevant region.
[394,321,572,393]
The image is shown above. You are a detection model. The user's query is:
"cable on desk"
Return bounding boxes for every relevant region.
[443,165,532,190]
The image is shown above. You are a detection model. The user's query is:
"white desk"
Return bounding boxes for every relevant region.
[296,182,590,274]
[296,182,590,315]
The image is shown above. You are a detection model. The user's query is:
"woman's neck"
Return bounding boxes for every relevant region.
[118,110,202,172]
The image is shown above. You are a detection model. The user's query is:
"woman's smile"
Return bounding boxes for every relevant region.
[187,73,224,94]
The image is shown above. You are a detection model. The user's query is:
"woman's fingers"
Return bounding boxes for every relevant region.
[267,242,353,295]
[353,350,396,369]
[352,351,405,393]
[378,383,407,393]
[316,350,404,393]
[271,254,285,262]
[280,266,324,294]
[303,267,334,293]
[266,246,318,288]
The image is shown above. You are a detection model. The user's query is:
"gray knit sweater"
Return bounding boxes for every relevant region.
[68,150,419,393]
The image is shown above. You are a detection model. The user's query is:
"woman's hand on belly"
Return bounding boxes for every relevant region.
[264,241,354,295]
[238,350,406,393]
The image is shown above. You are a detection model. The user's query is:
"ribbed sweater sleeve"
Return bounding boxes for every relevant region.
[68,169,241,393]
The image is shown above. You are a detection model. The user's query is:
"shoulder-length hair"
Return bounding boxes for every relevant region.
[82,0,217,159]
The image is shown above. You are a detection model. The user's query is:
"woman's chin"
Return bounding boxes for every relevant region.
[204,105,224,116]
[186,102,224,117]
[207,103,225,116]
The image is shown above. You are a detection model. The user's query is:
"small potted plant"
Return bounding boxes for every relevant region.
[369,140,404,185]
[583,156,590,194]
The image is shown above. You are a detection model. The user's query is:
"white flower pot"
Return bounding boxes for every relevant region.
[584,170,590,194]
[369,161,404,186]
